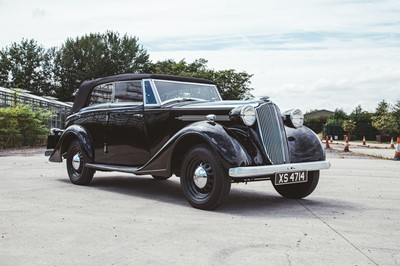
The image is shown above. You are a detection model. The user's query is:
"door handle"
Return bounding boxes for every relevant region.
[133,114,143,118]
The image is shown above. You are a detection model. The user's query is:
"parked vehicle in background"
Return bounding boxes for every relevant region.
[46,74,330,210]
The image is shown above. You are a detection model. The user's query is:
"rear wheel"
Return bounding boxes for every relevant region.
[180,144,231,210]
[272,170,319,199]
[66,140,94,185]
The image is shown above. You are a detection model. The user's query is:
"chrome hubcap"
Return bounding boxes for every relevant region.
[72,153,82,171]
[193,165,208,189]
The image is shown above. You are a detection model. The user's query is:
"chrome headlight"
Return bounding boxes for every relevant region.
[289,109,304,128]
[240,105,256,126]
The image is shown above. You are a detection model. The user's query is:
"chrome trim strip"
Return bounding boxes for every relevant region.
[175,115,230,121]
[85,163,139,173]
[229,161,331,178]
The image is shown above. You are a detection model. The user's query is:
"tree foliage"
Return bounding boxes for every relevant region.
[374,99,391,116]
[325,108,348,126]
[304,114,330,133]
[0,105,53,148]
[349,105,372,123]
[150,58,253,100]
[0,39,54,95]
[1,33,254,102]
[54,31,151,101]
[371,115,398,136]
[371,100,399,136]
[342,119,356,137]
[392,100,400,123]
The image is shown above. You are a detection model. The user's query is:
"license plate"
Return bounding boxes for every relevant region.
[274,171,308,185]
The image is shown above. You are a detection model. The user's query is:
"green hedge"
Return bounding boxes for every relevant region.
[0,105,53,148]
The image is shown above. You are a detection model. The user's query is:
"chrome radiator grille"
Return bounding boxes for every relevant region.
[255,103,290,165]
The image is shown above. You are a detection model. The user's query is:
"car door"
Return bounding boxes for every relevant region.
[106,80,151,166]
[80,83,113,164]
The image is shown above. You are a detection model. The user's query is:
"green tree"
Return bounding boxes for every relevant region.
[151,58,253,100]
[371,115,398,137]
[392,99,400,130]
[342,119,356,139]
[304,114,330,133]
[151,58,209,76]
[0,39,54,95]
[0,105,53,148]
[374,100,390,116]
[326,108,348,126]
[54,31,151,101]
[349,105,372,124]
[371,100,399,137]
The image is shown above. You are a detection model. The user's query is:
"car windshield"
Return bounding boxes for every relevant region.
[153,80,221,103]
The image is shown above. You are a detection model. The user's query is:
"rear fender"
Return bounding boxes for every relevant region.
[49,125,93,163]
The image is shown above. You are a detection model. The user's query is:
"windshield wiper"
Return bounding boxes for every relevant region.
[162,97,207,104]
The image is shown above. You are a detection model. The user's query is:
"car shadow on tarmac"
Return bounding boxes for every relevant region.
[57,176,359,216]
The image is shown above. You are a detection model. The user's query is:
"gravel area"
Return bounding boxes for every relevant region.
[0,146,45,157]
[324,147,379,159]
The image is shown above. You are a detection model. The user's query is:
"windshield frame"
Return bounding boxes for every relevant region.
[150,79,222,106]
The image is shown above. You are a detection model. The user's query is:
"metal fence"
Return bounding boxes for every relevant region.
[0,87,72,129]
[323,123,380,141]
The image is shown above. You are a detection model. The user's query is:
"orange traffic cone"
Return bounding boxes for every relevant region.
[344,136,350,152]
[362,136,366,146]
[390,137,395,149]
[394,137,400,161]
[325,135,330,149]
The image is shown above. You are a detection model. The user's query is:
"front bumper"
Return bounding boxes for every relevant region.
[229,161,331,178]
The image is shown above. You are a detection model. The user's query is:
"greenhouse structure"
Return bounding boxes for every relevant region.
[0,87,72,129]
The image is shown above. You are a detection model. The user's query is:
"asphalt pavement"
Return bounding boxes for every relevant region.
[0,148,399,265]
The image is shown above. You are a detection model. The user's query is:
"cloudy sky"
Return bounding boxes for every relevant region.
[1,0,399,113]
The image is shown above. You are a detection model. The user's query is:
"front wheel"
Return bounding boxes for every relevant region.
[272,170,319,199]
[66,140,94,185]
[180,145,231,210]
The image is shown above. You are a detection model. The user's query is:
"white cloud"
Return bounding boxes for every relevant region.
[0,0,399,113]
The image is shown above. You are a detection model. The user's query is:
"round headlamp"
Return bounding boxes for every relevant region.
[240,105,256,126]
[290,109,304,128]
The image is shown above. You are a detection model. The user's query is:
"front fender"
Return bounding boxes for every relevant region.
[285,125,325,163]
[49,125,94,163]
[136,121,252,176]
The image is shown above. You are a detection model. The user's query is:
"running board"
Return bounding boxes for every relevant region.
[85,163,140,174]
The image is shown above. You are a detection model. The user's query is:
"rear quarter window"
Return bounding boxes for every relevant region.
[88,83,113,106]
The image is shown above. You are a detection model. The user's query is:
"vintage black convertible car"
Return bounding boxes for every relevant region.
[46,74,330,210]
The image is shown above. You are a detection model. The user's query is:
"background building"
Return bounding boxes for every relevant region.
[0,87,71,129]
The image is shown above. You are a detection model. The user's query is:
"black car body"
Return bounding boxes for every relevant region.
[46,74,330,210]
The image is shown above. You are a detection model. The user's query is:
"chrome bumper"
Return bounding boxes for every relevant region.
[229,161,331,178]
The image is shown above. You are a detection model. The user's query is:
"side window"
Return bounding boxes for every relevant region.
[144,81,157,104]
[89,83,113,106]
[114,81,143,102]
